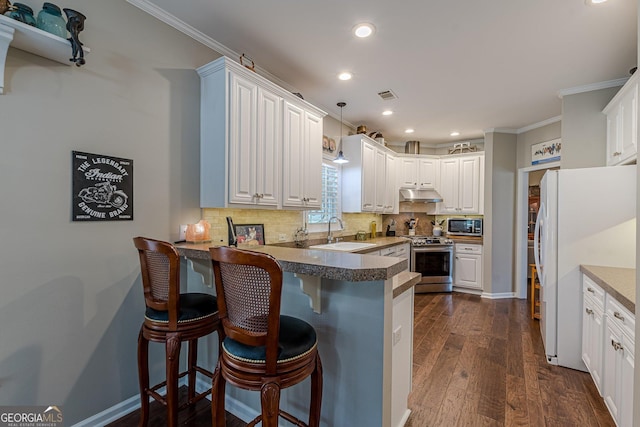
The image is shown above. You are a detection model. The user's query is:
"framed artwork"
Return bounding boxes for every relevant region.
[72,151,133,221]
[322,135,336,154]
[235,224,265,246]
[531,138,561,165]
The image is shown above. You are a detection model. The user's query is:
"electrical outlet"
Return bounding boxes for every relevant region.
[393,326,402,346]
[179,224,188,241]
[278,233,287,242]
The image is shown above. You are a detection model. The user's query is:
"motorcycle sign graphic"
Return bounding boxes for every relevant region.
[78,182,128,208]
[72,151,133,221]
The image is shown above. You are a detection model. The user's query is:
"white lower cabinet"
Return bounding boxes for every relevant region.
[453,243,482,290]
[582,280,605,394]
[582,274,635,426]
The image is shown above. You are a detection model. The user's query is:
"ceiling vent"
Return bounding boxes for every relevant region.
[377,90,398,101]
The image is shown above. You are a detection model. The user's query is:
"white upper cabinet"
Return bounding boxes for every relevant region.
[282,101,323,209]
[197,56,325,209]
[227,74,281,206]
[417,158,439,189]
[398,156,439,189]
[604,73,638,166]
[341,134,396,213]
[437,154,482,214]
[398,157,418,188]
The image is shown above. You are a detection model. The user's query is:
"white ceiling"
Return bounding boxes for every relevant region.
[133,0,637,145]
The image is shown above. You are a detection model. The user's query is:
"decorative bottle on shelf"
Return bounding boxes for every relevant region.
[8,2,36,26]
[36,2,67,38]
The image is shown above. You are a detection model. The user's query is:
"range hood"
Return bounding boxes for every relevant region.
[399,189,443,203]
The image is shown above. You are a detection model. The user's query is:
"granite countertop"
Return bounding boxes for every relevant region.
[580,265,636,312]
[176,242,408,282]
[272,235,411,253]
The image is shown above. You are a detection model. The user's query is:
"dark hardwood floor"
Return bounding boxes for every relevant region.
[108,293,613,426]
[405,292,614,427]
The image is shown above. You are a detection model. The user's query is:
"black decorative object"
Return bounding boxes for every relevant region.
[72,151,133,221]
[63,8,86,67]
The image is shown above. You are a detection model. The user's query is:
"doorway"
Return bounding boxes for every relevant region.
[514,161,560,299]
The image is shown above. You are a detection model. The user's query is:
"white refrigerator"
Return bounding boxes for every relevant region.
[534,165,636,370]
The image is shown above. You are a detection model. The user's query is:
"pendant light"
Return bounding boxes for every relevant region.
[333,102,349,164]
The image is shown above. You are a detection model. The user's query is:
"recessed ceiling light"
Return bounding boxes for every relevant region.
[353,23,375,38]
[450,131,460,137]
[405,128,415,134]
[585,0,607,4]
[338,72,352,81]
[382,110,393,116]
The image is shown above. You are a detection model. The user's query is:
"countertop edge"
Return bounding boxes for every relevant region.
[176,243,407,282]
[393,271,421,298]
[580,265,636,312]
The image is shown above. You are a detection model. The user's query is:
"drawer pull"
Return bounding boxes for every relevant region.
[613,311,625,322]
[611,339,623,351]
[587,287,595,293]
[585,308,593,315]
[613,151,622,156]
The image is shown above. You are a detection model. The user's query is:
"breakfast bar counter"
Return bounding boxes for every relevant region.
[176,242,417,427]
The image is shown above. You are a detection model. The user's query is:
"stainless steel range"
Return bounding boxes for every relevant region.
[402,235,454,293]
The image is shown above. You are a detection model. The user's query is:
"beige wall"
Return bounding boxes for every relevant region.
[0,0,220,423]
[516,121,561,168]
[483,131,518,295]
[561,86,621,169]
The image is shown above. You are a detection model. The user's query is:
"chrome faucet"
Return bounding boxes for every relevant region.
[327,216,344,243]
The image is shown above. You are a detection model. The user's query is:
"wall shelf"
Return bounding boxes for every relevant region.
[0,14,90,94]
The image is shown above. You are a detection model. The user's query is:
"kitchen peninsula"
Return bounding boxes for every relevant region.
[176,241,419,427]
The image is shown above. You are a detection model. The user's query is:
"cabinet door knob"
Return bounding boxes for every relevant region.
[585,308,593,315]
[613,151,622,156]
[613,311,625,321]
[587,287,595,293]
[611,339,623,351]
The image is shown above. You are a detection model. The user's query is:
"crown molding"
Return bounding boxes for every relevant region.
[126,0,349,124]
[516,115,562,133]
[484,127,518,135]
[557,77,628,98]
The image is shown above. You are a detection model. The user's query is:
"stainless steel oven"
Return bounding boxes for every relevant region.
[404,236,454,293]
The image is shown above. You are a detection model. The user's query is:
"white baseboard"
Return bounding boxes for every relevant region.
[481,291,516,299]
[71,376,259,427]
[452,287,483,296]
[396,409,411,427]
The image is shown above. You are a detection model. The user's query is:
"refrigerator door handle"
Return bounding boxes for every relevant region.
[534,201,545,284]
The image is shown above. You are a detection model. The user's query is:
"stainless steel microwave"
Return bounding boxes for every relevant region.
[447,218,483,236]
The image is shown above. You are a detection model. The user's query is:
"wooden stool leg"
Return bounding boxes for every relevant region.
[309,353,323,427]
[211,360,226,427]
[260,379,281,427]
[188,339,198,403]
[137,327,150,427]
[166,333,181,427]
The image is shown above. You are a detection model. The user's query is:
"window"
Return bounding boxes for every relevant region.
[306,162,341,231]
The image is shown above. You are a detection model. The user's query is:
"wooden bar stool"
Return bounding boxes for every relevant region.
[133,237,220,427]
[209,246,323,427]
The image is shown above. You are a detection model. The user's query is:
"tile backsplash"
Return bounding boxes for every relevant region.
[201,208,382,245]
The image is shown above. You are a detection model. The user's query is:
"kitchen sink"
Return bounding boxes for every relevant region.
[308,242,378,251]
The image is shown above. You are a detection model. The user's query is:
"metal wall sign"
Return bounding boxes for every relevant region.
[72,151,133,221]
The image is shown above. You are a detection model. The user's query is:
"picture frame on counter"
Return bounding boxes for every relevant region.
[234,223,265,246]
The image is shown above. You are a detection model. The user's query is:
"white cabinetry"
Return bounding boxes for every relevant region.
[397,156,439,189]
[197,56,325,209]
[341,135,396,213]
[227,74,280,206]
[453,243,482,290]
[384,154,398,214]
[582,276,605,394]
[438,155,482,214]
[604,73,638,166]
[581,273,635,427]
[282,101,323,209]
[602,295,635,427]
